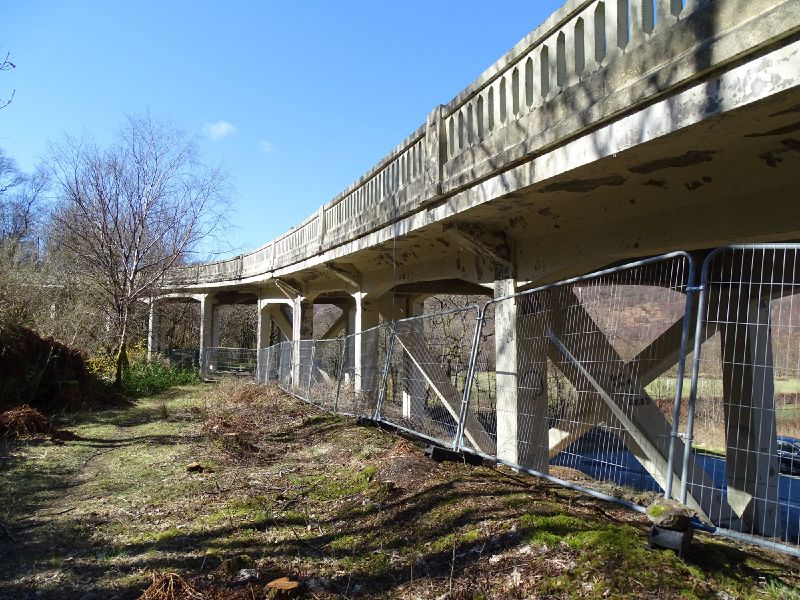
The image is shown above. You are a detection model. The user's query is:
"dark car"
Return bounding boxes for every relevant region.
[777,436,800,476]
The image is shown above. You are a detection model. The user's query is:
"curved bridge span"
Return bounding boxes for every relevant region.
[155,0,800,555]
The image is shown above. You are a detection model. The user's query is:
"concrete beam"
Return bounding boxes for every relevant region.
[271,304,294,341]
[352,291,380,393]
[493,279,550,471]
[718,294,781,537]
[319,310,348,340]
[275,278,302,299]
[393,324,496,454]
[444,224,513,275]
[324,263,361,290]
[545,297,732,524]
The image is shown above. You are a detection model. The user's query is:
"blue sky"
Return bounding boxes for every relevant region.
[2,0,564,258]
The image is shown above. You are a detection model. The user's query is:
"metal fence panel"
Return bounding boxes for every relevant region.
[291,340,315,399]
[336,324,391,417]
[461,254,696,512]
[278,341,293,390]
[203,347,257,380]
[257,344,281,383]
[308,338,346,412]
[168,348,199,369]
[685,245,800,553]
[377,306,481,448]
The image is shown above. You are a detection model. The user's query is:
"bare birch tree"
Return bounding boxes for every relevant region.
[50,114,230,387]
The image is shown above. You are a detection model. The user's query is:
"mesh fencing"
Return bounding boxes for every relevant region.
[291,340,315,398]
[684,245,800,550]
[203,347,257,380]
[378,307,480,448]
[256,345,281,383]
[214,245,800,556]
[168,348,199,369]
[336,324,392,417]
[461,254,695,512]
[308,337,346,412]
[278,341,293,390]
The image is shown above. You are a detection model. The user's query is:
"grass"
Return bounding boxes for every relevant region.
[0,382,798,599]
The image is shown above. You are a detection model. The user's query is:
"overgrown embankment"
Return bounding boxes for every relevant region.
[0,322,133,413]
[0,322,93,411]
[0,382,797,599]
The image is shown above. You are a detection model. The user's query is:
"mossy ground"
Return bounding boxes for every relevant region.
[0,383,798,599]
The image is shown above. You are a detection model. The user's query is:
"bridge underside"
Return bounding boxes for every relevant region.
[326,84,800,299]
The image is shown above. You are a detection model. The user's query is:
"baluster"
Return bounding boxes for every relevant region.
[583,7,599,73]
[575,17,587,78]
[447,117,455,158]
[541,44,554,100]
[488,85,497,132]
[457,110,465,152]
[656,0,678,29]
[629,0,653,47]
[511,67,521,116]
[563,24,578,87]
[605,0,626,62]
[499,76,508,124]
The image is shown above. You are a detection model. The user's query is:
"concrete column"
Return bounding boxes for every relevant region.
[494,278,550,472]
[269,303,293,341]
[211,305,222,347]
[719,294,780,537]
[424,105,445,198]
[257,302,271,352]
[402,296,426,421]
[346,303,356,386]
[199,293,215,376]
[291,296,314,387]
[352,291,380,393]
[256,297,273,382]
[147,300,160,362]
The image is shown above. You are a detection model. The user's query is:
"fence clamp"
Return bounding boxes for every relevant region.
[686,285,704,293]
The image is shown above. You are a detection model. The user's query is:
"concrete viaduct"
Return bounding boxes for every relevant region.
[154,0,800,539]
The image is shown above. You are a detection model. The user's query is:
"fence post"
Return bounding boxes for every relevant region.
[306,341,316,402]
[664,255,697,500]
[454,307,486,451]
[374,322,397,421]
[681,254,714,505]
[334,337,346,414]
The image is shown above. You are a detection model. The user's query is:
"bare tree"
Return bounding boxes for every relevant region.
[0,150,49,254]
[50,114,230,387]
[1,51,15,110]
[0,150,50,329]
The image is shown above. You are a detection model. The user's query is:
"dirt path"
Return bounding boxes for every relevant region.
[0,383,798,599]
